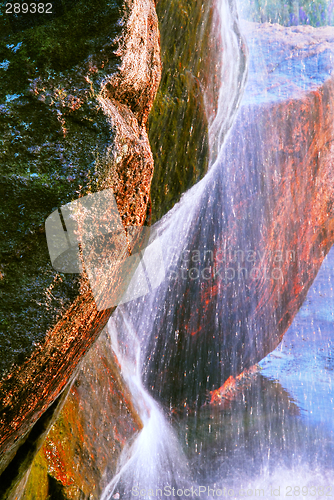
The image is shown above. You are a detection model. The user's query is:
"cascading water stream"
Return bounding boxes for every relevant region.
[101,0,334,497]
[101,1,248,498]
[106,0,252,411]
[207,0,248,163]
[101,309,192,500]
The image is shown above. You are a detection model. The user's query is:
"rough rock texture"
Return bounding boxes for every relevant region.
[0,0,160,479]
[2,1,225,495]
[20,330,142,500]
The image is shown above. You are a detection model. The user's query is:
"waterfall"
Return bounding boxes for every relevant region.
[105,0,250,411]
[100,0,248,498]
[102,0,334,496]
[207,0,248,163]
[101,309,192,500]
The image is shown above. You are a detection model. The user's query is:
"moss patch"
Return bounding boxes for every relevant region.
[148,0,213,222]
[0,0,122,376]
[0,0,122,97]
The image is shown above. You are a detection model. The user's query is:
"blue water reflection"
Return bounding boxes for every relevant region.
[260,246,334,433]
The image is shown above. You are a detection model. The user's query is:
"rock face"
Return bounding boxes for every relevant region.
[0,0,160,478]
[1,1,226,496]
[20,330,142,500]
[148,0,221,222]
[214,22,334,375]
[143,22,334,408]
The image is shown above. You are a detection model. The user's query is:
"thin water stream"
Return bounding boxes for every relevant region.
[101,1,334,498]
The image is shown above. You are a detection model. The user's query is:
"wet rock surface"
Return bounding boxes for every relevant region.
[144,22,334,408]
[0,0,160,476]
[1,1,225,495]
[20,329,142,500]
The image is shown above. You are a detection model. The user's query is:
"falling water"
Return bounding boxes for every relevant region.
[100,310,192,500]
[207,0,247,163]
[101,0,248,497]
[101,0,334,498]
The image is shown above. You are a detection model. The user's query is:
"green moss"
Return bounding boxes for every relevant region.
[0,239,81,372]
[148,0,211,222]
[0,0,122,377]
[0,0,122,101]
[0,91,114,375]
[21,453,49,500]
[22,403,83,500]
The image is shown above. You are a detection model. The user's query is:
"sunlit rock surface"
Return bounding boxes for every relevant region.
[2,1,228,496]
[20,330,142,500]
[0,0,160,479]
[6,2,225,496]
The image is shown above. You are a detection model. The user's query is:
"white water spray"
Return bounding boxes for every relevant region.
[207,0,248,163]
[101,309,192,500]
[100,1,247,498]
[100,0,334,495]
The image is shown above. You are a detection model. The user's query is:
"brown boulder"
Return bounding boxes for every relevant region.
[20,330,142,500]
[0,0,160,480]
